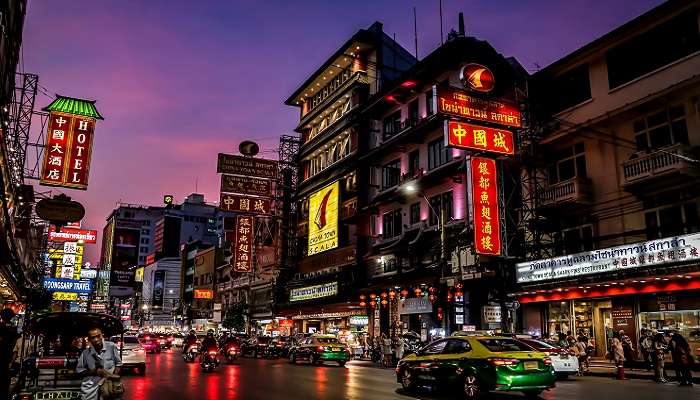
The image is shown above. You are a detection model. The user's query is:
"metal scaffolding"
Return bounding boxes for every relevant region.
[4,73,38,188]
[276,134,300,270]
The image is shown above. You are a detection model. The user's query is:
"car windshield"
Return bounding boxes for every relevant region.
[478,338,533,352]
[522,339,555,350]
[317,338,339,344]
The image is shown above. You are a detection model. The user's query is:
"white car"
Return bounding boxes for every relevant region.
[519,338,580,377]
[112,335,147,375]
[172,334,184,348]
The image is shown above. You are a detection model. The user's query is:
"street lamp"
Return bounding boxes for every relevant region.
[400,182,447,262]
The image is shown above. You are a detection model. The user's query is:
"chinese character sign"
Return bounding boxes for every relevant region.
[445,121,515,156]
[471,157,501,256]
[40,112,96,190]
[233,216,254,272]
[220,193,271,215]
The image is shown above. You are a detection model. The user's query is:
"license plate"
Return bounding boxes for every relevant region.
[559,354,569,359]
[34,391,81,399]
[524,361,539,370]
[332,348,340,352]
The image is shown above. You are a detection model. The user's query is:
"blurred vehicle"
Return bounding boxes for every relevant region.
[220,337,240,363]
[401,331,423,357]
[157,333,174,349]
[517,338,579,378]
[241,336,272,358]
[138,333,161,354]
[276,336,294,358]
[111,335,146,375]
[183,346,198,363]
[396,334,556,399]
[172,333,185,348]
[267,337,287,358]
[289,334,350,366]
[200,348,219,372]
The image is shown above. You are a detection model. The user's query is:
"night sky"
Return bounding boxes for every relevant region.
[21,0,662,263]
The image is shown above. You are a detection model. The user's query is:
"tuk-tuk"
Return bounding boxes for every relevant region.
[13,312,124,400]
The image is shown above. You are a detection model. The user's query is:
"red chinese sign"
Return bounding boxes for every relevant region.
[436,86,521,128]
[220,193,271,215]
[194,289,214,299]
[471,157,501,256]
[40,112,95,190]
[48,226,98,244]
[233,216,254,272]
[445,120,514,155]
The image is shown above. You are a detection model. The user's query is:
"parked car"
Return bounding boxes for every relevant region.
[138,333,161,353]
[517,338,579,378]
[241,336,273,358]
[289,334,350,366]
[396,334,556,399]
[111,335,147,375]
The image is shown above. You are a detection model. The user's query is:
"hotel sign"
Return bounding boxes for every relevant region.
[436,86,521,128]
[307,181,339,256]
[516,232,700,283]
[471,157,501,256]
[445,120,514,156]
[217,153,277,178]
[40,112,96,190]
[289,281,338,302]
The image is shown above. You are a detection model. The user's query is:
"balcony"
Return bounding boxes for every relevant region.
[622,144,698,191]
[341,198,357,220]
[540,177,593,208]
[299,68,368,127]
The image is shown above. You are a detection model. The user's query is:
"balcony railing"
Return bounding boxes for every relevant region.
[622,144,694,185]
[540,177,592,207]
[303,67,365,118]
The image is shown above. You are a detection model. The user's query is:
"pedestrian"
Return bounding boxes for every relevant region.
[639,329,654,370]
[652,330,669,383]
[575,335,589,375]
[669,331,694,386]
[611,331,626,379]
[395,335,404,362]
[381,333,392,368]
[76,327,123,400]
[0,308,19,400]
[619,330,635,368]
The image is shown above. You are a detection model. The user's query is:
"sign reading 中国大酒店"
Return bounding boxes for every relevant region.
[43,277,93,293]
[471,157,501,256]
[217,153,277,178]
[435,86,521,128]
[233,216,254,272]
[516,232,700,283]
[445,121,514,156]
[307,181,339,256]
[48,226,97,244]
[220,175,271,196]
[289,282,338,302]
[220,193,271,215]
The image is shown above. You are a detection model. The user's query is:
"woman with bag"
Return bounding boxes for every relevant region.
[669,331,694,386]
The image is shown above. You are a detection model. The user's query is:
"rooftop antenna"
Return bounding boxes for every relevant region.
[439,0,444,45]
[195,177,198,193]
[413,6,419,58]
[458,12,465,36]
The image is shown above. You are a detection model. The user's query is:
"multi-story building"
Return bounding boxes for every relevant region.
[513,0,700,357]
[277,22,416,334]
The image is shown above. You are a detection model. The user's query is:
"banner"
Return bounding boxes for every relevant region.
[307,181,339,256]
[444,120,514,156]
[220,175,271,196]
[435,85,521,128]
[217,153,277,178]
[289,282,338,302]
[43,278,93,293]
[152,270,165,307]
[48,227,98,244]
[399,298,434,315]
[233,216,254,272]
[471,157,501,255]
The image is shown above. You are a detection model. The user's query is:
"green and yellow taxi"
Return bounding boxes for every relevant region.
[396,334,555,399]
[289,334,350,366]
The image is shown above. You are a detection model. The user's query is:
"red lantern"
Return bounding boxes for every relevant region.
[400,289,409,298]
[428,286,437,295]
[456,283,463,290]
[428,294,437,303]
[414,288,422,297]
[369,293,377,300]
[359,294,366,301]
[381,299,388,306]
[380,292,388,299]
[446,292,453,302]
[388,289,396,299]
[369,300,377,308]
[359,301,366,307]
[437,307,444,321]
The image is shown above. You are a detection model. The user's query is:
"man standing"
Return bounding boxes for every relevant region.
[0,308,19,400]
[76,327,123,400]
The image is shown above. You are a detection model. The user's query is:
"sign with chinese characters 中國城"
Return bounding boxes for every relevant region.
[435,86,521,128]
[471,157,501,256]
[233,216,254,272]
[444,120,514,156]
[307,181,339,256]
[40,113,97,189]
[220,193,271,215]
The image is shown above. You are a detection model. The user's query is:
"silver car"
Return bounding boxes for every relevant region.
[111,335,147,375]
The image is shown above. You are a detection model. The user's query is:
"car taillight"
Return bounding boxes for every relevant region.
[209,351,218,355]
[134,347,145,353]
[318,346,326,352]
[19,394,32,400]
[543,357,552,365]
[488,358,520,366]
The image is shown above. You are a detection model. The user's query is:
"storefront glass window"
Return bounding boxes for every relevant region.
[574,301,593,340]
[547,301,572,340]
[639,310,700,343]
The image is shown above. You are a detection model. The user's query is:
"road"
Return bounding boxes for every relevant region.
[122,350,700,400]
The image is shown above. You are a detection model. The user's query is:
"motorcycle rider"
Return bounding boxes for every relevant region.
[218,331,230,350]
[200,329,218,355]
[183,330,198,354]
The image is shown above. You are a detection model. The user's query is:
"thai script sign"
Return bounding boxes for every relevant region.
[289,281,338,302]
[516,232,700,283]
[48,227,98,244]
[436,85,521,128]
[471,157,501,255]
[217,153,277,178]
[445,120,514,156]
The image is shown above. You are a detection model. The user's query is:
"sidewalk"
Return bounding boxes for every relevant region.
[586,357,699,383]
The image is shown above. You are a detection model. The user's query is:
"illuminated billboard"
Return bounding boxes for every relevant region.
[307,181,339,256]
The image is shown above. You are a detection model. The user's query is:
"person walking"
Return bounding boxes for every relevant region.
[381,333,392,368]
[575,335,589,375]
[639,329,654,370]
[0,308,19,400]
[669,331,694,386]
[652,330,669,383]
[611,331,626,379]
[619,330,635,368]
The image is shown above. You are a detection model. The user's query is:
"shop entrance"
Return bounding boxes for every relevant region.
[593,300,613,357]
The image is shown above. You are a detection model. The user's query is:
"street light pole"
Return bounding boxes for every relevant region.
[405,183,447,263]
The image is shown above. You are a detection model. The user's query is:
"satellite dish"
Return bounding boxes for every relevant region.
[239,140,260,157]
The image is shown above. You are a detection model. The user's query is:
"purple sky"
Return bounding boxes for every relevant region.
[22,0,662,263]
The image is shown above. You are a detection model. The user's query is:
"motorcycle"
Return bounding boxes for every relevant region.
[200,349,219,372]
[183,346,198,363]
[223,343,239,364]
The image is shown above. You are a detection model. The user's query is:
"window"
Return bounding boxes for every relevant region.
[478,338,532,352]
[408,99,419,122]
[421,340,447,355]
[140,238,149,244]
[443,339,472,354]
[633,105,688,151]
[546,64,591,114]
[383,111,401,139]
[139,256,145,262]
[562,225,593,255]
[408,150,419,176]
[429,191,453,226]
[606,10,700,89]
[645,202,699,239]
[307,133,352,178]
[409,203,421,225]
[382,209,402,239]
[426,89,434,115]
[140,246,148,253]
[428,138,452,170]
[547,143,586,185]
[382,159,401,190]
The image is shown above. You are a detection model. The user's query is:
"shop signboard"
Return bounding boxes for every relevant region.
[482,305,502,324]
[216,153,277,178]
[53,292,78,301]
[48,226,98,244]
[307,181,339,256]
[471,157,501,256]
[220,193,271,215]
[444,120,514,156]
[349,316,369,326]
[194,289,214,299]
[435,85,521,128]
[233,216,254,272]
[516,232,700,283]
[134,267,145,282]
[289,281,338,302]
[40,110,99,190]
[80,269,97,279]
[220,175,271,196]
[399,298,434,315]
[43,278,93,294]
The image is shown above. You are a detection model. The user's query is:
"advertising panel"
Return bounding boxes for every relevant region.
[471,157,501,256]
[152,270,165,307]
[40,112,96,190]
[134,267,144,282]
[233,216,254,272]
[435,86,521,128]
[220,193,271,215]
[217,153,277,178]
[399,298,434,315]
[307,181,339,256]
[444,120,514,156]
[220,175,271,196]
[53,292,78,301]
[194,289,214,299]
[43,278,93,293]
[48,227,98,244]
[289,282,338,302]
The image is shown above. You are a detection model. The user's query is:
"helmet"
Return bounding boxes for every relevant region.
[207,329,215,337]
[189,330,196,335]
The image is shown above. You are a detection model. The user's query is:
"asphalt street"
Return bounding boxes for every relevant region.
[121,350,700,400]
